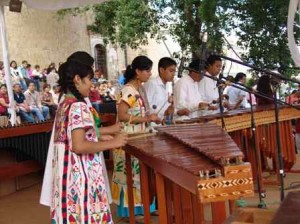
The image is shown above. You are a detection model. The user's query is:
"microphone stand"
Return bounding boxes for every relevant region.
[187,64,297,203]
[249,93,267,208]
[217,70,226,130]
[216,54,300,85]
[272,84,285,202]
[213,54,292,202]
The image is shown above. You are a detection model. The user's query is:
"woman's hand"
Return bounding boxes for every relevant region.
[112,133,128,148]
[110,123,123,133]
[100,135,114,141]
[147,113,161,124]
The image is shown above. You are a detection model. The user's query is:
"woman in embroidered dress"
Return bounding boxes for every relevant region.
[46,51,127,224]
[112,56,160,220]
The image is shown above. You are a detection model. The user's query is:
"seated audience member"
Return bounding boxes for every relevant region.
[41,84,57,119]
[46,67,59,89]
[24,81,49,122]
[32,65,42,92]
[50,85,60,105]
[92,69,101,84]
[0,84,9,116]
[10,60,26,90]
[107,81,117,100]
[89,83,102,113]
[13,83,35,123]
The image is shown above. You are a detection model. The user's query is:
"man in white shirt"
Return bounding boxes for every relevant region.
[225,72,248,109]
[143,57,176,122]
[174,59,214,119]
[199,55,223,104]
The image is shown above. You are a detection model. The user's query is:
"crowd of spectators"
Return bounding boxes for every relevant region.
[0,60,119,126]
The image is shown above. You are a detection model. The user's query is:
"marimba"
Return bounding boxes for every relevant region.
[124,123,254,224]
[177,106,300,185]
[0,121,53,181]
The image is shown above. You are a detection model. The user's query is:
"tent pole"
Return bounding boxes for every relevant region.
[0,5,16,126]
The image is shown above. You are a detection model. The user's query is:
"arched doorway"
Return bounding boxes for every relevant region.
[94,44,108,79]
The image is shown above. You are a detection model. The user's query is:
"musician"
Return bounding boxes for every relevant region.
[112,56,159,220]
[174,59,213,119]
[256,75,274,106]
[40,51,127,223]
[225,72,248,109]
[143,57,176,122]
[199,55,223,103]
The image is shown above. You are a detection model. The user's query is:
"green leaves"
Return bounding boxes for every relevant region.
[88,0,160,49]
[57,0,299,74]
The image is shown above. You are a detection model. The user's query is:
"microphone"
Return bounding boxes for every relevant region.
[219,65,225,80]
[216,65,226,87]
[177,57,185,78]
[199,32,208,73]
[152,104,157,111]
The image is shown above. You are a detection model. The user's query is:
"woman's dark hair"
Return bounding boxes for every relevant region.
[0,84,7,89]
[57,51,94,102]
[10,60,17,68]
[257,75,273,96]
[234,72,246,82]
[43,83,51,90]
[124,55,153,84]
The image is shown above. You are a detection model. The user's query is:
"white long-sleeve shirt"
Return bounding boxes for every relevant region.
[143,76,171,120]
[174,75,203,119]
[199,72,219,103]
[224,82,247,108]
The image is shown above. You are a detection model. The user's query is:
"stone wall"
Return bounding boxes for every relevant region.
[1,5,181,80]
[1,5,91,69]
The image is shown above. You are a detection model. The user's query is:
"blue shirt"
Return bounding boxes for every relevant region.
[118,75,125,85]
[14,92,26,104]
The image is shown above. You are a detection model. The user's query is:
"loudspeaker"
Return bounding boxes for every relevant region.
[9,0,22,13]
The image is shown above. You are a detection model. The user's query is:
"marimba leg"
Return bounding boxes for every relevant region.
[191,193,204,224]
[165,179,173,223]
[125,152,135,224]
[211,201,226,224]
[140,161,151,224]
[156,172,168,224]
[180,188,194,224]
[172,183,183,224]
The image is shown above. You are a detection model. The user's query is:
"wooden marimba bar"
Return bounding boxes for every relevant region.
[124,123,254,224]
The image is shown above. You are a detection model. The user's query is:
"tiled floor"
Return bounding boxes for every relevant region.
[1,155,300,224]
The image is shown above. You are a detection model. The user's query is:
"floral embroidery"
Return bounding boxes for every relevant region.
[51,96,113,223]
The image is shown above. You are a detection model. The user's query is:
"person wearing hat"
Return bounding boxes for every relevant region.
[40,51,128,223]
[173,59,216,120]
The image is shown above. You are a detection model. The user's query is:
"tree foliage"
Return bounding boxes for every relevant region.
[58,0,299,73]
[225,0,300,74]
